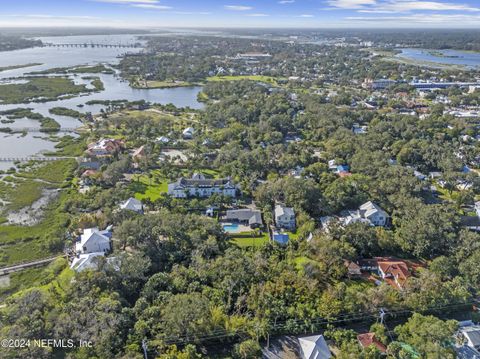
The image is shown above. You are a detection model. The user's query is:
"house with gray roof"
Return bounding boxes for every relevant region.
[225,208,263,228]
[168,173,237,198]
[75,228,112,255]
[120,197,144,213]
[341,201,388,227]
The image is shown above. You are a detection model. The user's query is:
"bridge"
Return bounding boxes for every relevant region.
[0,256,64,276]
[43,43,142,49]
[0,156,76,163]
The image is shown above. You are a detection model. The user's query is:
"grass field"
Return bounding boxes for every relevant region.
[230,232,270,248]
[130,170,169,201]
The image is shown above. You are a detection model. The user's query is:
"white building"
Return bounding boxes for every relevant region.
[182,127,195,140]
[76,228,111,254]
[120,197,143,213]
[340,201,388,227]
[70,252,105,272]
[298,335,332,359]
[358,201,388,226]
[168,173,237,198]
[274,204,296,230]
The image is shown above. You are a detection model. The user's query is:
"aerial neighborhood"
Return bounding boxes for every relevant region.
[2,27,480,359]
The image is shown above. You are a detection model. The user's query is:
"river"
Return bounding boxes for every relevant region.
[397,48,480,68]
[0,34,203,170]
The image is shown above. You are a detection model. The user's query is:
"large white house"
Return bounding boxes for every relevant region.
[274,204,296,230]
[76,228,112,254]
[168,173,237,198]
[342,201,388,227]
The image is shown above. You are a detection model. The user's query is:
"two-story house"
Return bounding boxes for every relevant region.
[274,204,296,230]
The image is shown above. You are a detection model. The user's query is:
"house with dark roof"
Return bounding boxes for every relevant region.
[168,173,237,198]
[225,209,263,228]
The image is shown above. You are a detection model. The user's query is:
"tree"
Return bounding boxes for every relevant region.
[233,339,261,359]
[394,313,457,358]
[393,200,458,258]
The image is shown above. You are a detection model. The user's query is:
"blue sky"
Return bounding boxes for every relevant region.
[1,0,480,28]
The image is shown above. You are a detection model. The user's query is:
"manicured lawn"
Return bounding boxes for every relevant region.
[130,168,220,202]
[130,170,169,201]
[230,232,270,248]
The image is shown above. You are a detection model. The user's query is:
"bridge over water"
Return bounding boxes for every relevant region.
[43,43,141,49]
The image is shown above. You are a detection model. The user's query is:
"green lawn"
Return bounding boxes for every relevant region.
[130,170,169,201]
[230,232,270,248]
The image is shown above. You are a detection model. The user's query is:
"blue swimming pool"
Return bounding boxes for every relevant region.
[222,223,239,233]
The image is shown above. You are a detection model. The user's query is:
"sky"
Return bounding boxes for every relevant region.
[1,0,480,28]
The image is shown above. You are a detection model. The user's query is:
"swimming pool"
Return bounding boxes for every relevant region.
[222,223,239,233]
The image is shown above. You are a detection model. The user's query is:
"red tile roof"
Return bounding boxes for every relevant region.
[357,333,387,353]
[378,259,411,287]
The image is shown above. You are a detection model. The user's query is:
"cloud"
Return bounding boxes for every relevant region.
[246,13,269,16]
[326,0,377,9]
[224,5,253,11]
[346,13,480,24]
[364,1,479,13]
[278,0,295,4]
[326,0,480,12]
[131,4,172,9]
[297,14,314,17]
